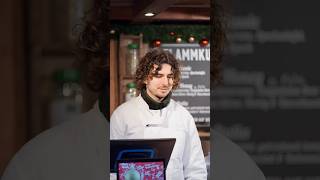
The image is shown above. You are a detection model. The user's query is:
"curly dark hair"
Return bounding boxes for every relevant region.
[74,0,109,93]
[73,0,109,116]
[135,48,181,91]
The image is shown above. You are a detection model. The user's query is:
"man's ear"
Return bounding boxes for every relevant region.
[144,75,151,84]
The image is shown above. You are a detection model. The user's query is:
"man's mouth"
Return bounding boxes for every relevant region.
[159,88,169,91]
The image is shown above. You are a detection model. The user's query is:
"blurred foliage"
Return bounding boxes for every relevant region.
[111,24,210,44]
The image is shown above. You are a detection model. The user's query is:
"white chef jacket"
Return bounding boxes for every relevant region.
[1,102,108,180]
[1,100,265,180]
[110,95,207,180]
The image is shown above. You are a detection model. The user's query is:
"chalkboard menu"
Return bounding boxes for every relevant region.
[162,44,210,126]
[214,0,320,178]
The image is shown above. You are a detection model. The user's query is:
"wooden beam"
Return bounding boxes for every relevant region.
[154,7,209,21]
[110,7,134,21]
[110,7,209,21]
[132,0,179,22]
[109,39,118,114]
[0,0,27,174]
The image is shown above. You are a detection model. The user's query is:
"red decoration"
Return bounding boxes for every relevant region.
[152,39,161,47]
[199,38,209,47]
[169,31,176,36]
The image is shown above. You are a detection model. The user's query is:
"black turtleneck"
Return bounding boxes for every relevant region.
[141,88,171,110]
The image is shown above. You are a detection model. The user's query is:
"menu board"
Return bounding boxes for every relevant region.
[162,44,210,126]
[213,0,320,178]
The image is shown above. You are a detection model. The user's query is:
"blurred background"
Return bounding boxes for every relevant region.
[3,0,320,179]
[0,0,210,176]
[1,0,94,174]
[214,0,320,179]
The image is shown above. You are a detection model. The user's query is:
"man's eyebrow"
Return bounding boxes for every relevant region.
[152,72,173,74]
[151,72,162,75]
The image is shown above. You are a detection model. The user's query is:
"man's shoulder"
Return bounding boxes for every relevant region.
[1,119,81,178]
[11,114,97,158]
[169,99,191,114]
[2,111,107,179]
[20,118,85,152]
[112,97,141,114]
[167,99,194,126]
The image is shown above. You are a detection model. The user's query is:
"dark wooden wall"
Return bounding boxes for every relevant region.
[0,0,27,175]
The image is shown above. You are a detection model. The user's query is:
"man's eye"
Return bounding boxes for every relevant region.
[154,74,162,78]
[168,75,174,79]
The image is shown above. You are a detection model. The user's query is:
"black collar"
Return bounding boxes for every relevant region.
[141,88,171,110]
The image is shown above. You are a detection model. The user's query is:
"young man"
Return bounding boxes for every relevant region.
[110,48,207,179]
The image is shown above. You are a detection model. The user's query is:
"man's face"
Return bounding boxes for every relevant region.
[144,63,174,102]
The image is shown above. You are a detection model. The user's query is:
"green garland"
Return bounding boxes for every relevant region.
[111,24,209,43]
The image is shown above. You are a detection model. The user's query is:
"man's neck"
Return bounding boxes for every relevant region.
[141,88,171,110]
[146,89,163,102]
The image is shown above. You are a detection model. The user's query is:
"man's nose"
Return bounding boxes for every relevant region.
[161,77,170,86]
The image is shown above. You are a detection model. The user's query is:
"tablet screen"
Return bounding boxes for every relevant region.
[117,159,165,180]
